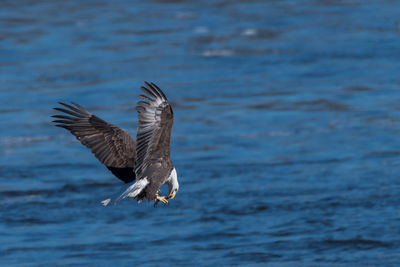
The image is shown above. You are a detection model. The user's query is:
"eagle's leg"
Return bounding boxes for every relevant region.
[154,192,168,207]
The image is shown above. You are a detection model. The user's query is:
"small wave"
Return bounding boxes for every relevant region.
[242,28,258,37]
[176,12,197,20]
[0,108,19,114]
[363,150,400,159]
[239,131,293,138]
[177,146,220,153]
[0,136,52,145]
[203,49,235,57]
[295,99,350,112]
[203,48,274,57]
[312,237,393,250]
[113,27,182,36]
[183,231,242,242]
[224,251,281,263]
[344,86,372,92]
[0,194,44,205]
[3,216,58,225]
[241,28,280,39]
[193,26,209,34]
[248,99,350,112]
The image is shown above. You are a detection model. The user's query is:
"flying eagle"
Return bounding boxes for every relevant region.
[52,82,179,207]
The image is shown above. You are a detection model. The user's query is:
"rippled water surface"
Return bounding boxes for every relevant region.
[1,0,400,266]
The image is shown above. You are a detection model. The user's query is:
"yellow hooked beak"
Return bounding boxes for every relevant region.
[168,191,176,199]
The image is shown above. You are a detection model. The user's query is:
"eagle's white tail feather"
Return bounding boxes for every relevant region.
[101,198,111,206]
[101,178,149,206]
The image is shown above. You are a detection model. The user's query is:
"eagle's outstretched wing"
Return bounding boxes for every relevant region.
[52,102,136,183]
[134,82,174,180]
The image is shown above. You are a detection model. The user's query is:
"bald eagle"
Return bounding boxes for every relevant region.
[52,82,178,206]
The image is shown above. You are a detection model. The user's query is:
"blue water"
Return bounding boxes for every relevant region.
[1,0,400,266]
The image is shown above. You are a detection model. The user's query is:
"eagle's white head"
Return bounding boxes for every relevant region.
[167,168,179,199]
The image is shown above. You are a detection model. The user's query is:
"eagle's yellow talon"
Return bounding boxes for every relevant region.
[154,193,168,207]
